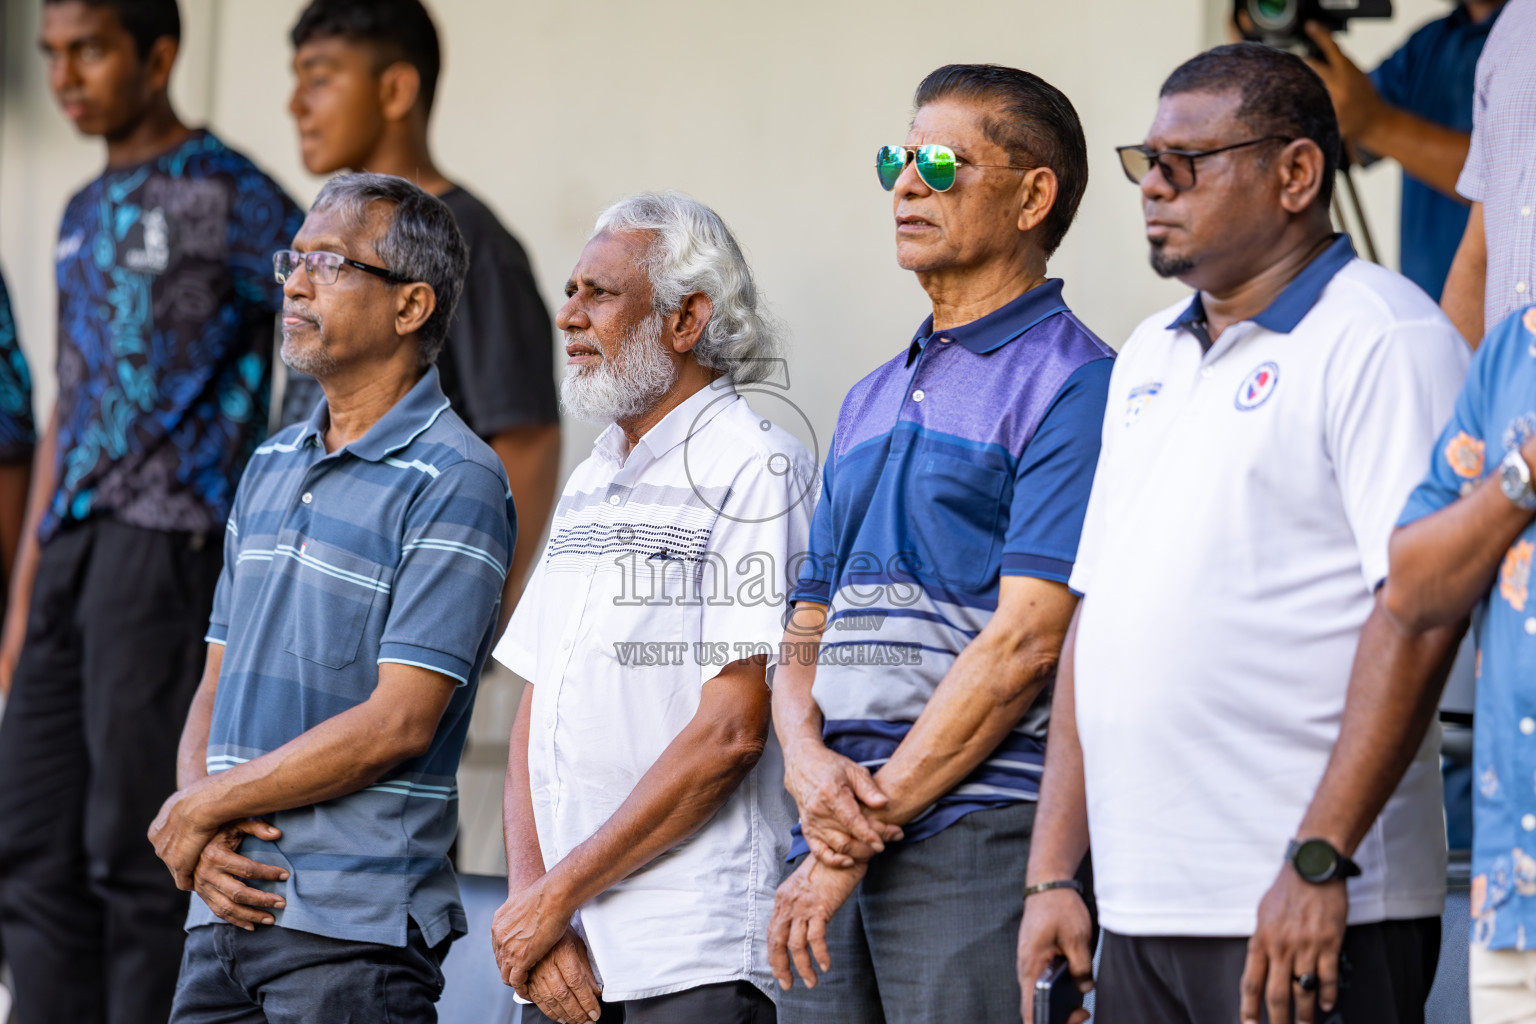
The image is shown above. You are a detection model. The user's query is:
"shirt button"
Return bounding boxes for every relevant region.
[1526,617,1536,635]
[912,389,926,403]
[1524,206,1533,217]
[1201,367,1214,379]
[1519,282,1529,295]
[561,639,571,650]
[301,492,313,504]
[1522,717,1534,735]
[1523,813,1535,832]
[608,495,621,506]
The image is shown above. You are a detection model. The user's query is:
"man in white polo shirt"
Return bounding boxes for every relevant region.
[490,192,813,1024]
[1016,44,1469,1024]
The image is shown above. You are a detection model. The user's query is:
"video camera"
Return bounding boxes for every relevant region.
[1234,0,1392,51]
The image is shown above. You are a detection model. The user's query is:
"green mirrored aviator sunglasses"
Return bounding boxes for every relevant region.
[876,144,1029,192]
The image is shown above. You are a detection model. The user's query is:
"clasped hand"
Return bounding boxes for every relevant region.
[148,784,289,930]
[768,741,903,990]
[492,877,603,1023]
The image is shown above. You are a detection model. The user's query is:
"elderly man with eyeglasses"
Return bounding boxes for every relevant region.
[148,172,516,1024]
[1017,43,1470,1024]
[766,64,1114,1024]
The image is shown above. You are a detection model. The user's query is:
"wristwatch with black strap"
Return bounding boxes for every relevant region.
[1286,837,1361,885]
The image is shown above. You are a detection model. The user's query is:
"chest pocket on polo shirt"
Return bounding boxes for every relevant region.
[282,538,388,670]
[907,454,1009,590]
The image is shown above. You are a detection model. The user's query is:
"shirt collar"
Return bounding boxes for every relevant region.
[907,278,1071,364]
[299,365,453,461]
[593,377,740,466]
[1168,233,1356,338]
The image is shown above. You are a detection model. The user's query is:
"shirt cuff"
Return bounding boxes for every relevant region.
[789,580,832,606]
[205,623,229,644]
[377,642,473,686]
[999,552,1074,583]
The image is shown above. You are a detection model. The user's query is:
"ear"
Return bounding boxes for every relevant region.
[1276,138,1327,215]
[1015,166,1060,236]
[144,36,178,93]
[665,292,713,355]
[393,281,438,339]
[378,62,423,123]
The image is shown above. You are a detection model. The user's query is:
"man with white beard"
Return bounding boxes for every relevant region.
[490,192,813,1024]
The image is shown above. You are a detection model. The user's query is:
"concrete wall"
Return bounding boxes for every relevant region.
[2,0,1450,472]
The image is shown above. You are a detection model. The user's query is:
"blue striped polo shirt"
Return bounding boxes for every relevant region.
[792,279,1112,846]
[188,366,516,947]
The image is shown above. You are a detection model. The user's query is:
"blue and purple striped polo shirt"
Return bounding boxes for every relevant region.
[792,279,1112,843]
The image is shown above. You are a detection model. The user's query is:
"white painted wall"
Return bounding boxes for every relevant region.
[0,0,1454,472]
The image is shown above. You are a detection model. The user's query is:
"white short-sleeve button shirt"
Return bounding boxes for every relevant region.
[496,380,815,1001]
[1070,238,1470,937]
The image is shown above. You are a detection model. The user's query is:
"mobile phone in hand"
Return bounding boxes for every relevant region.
[1034,956,1083,1024]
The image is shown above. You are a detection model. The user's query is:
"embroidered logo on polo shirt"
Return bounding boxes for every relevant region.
[1501,539,1533,612]
[1125,382,1162,427]
[1234,362,1279,411]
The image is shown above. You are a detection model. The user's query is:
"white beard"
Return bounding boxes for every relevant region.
[559,314,678,424]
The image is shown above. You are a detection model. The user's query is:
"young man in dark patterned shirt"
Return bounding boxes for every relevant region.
[0,2,301,1021]
[0,270,37,616]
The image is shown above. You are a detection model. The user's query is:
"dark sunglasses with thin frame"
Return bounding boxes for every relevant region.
[1115,135,1293,191]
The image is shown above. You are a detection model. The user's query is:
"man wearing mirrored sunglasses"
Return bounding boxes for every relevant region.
[152,172,515,1024]
[1018,43,1469,1024]
[767,63,1113,1023]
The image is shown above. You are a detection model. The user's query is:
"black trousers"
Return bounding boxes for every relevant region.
[520,980,775,1024]
[0,519,222,1024]
[1094,917,1441,1024]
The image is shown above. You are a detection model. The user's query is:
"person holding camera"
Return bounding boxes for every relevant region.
[1302,2,1505,302]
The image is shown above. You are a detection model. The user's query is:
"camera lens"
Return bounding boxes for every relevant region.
[1248,0,1298,31]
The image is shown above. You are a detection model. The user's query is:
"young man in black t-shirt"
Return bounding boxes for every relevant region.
[282,0,560,610]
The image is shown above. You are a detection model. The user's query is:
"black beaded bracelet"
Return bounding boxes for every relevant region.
[1022,879,1082,899]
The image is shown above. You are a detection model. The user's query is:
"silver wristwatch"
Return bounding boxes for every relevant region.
[1500,448,1536,511]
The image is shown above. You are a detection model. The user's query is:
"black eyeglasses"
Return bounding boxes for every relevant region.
[273,249,412,287]
[1115,136,1293,191]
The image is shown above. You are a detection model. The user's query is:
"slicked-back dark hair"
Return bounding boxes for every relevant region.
[913,64,1089,259]
[43,0,179,59]
[1160,42,1341,208]
[291,0,443,115]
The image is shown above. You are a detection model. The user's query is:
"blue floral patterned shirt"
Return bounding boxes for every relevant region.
[0,271,36,463]
[45,130,302,541]
[1400,304,1536,950]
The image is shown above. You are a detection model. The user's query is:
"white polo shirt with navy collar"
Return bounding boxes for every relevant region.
[1070,235,1470,936]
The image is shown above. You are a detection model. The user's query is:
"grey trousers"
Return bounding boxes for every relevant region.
[519,980,774,1023]
[777,801,1038,1024]
[1094,917,1441,1024]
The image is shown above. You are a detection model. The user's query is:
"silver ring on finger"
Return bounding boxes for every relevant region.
[1294,972,1319,993]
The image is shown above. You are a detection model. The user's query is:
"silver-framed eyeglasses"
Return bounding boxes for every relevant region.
[273,249,412,286]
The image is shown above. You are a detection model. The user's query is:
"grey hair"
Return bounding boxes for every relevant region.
[593,191,783,384]
[310,172,469,366]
